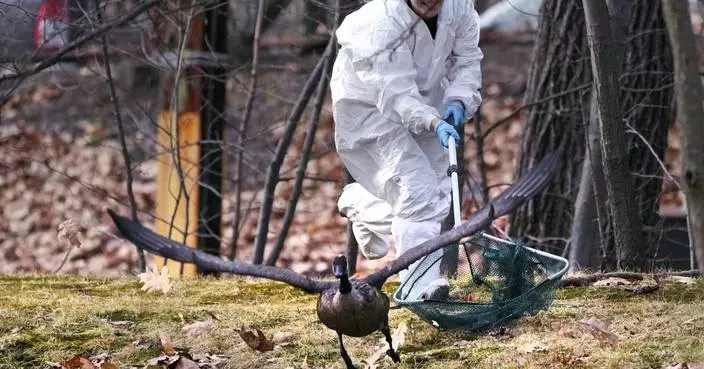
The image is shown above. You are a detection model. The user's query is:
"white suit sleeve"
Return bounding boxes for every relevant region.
[348,26,440,135]
[443,3,483,117]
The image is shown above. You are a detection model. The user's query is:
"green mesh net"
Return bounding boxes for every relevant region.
[392,232,569,331]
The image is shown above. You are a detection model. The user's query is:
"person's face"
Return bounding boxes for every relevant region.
[410,0,442,18]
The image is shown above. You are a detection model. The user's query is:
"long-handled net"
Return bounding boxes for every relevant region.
[393,232,569,330]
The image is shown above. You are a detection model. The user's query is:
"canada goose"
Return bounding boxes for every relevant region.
[317,254,399,367]
[107,152,559,368]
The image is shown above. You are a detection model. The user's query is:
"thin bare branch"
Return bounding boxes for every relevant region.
[231,0,266,260]
[482,82,593,138]
[0,0,160,101]
[266,42,335,266]
[96,0,146,272]
[251,51,328,264]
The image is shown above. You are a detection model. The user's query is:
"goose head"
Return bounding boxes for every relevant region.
[332,255,352,294]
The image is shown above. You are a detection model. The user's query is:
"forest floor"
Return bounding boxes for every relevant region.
[1,274,703,369]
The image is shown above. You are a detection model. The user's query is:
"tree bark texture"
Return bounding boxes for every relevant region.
[662,0,704,270]
[604,0,674,270]
[569,0,674,271]
[509,0,592,253]
[568,0,628,272]
[583,0,646,271]
[569,91,607,271]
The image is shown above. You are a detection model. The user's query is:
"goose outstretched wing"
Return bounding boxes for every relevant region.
[107,209,336,293]
[364,152,561,288]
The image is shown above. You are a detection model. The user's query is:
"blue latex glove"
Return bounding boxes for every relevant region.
[434,120,460,148]
[442,101,465,128]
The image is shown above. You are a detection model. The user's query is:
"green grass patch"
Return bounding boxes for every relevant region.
[0,274,702,369]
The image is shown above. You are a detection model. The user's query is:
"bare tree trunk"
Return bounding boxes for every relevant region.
[570,0,628,271]
[662,0,704,270]
[569,91,607,271]
[583,0,646,271]
[613,0,673,269]
[569,0,674,271]
[509,0,592,253]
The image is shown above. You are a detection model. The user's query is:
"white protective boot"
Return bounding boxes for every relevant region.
[392,217,450,302]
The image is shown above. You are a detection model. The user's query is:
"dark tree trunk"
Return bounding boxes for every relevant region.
[609,0,674,270]
[569,90,608,271]
[509,0,592,253]
[521,0,673,271]
[662,0,704,270]
[583,0,647,271]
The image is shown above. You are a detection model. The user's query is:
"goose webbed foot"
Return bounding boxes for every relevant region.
[337,332,356,369]
[381,324,401,363]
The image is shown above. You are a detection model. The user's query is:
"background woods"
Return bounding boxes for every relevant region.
[0,0,702,277]
[2,1,704,368]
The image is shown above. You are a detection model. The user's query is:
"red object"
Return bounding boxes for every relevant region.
[33,0,69,53]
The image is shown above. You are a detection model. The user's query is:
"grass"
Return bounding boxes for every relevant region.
[0,274,703,369]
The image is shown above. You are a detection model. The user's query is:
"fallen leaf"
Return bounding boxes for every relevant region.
[57,219,82,248]
[272,331,296,344]
[237,326,275,352]
[159,333,178,356]
[60,356,95,369]
[364,321,407,369]
[593,277,631,287]
[579,318,618,347]
[389,321,407,351]
[182,319,215,340]
[99,362,118,369]
[147,354,180,367]
[191,353,228,367]
[139,265,172,294]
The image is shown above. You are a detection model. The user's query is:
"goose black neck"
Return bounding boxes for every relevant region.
[338,274,352,294]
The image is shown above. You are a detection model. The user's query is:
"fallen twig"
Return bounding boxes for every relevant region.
[560,270,701,287]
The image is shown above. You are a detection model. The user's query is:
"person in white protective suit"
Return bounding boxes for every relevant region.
[331,0,482,301]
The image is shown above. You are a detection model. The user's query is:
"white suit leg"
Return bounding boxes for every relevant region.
[393,131,453,300]
[334,102,451,300]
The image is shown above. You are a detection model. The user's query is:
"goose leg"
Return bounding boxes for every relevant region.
[381,320,401,363]
[337,332,355,369]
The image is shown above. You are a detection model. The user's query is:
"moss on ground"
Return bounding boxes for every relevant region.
[0,274,703,369]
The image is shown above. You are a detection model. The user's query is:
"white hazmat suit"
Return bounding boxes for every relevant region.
[330,0,483,300]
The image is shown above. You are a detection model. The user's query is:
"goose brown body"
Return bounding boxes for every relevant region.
[316,280,390,337]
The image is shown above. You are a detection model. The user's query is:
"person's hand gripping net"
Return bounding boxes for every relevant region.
[434,117,460,148]
[442,101,465,129]
[435,100,466,148]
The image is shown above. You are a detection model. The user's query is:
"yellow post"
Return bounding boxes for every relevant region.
[153,111,201,278]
